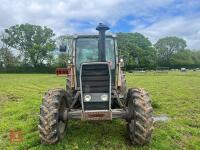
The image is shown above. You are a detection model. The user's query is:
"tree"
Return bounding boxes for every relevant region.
[2,24,56,67]
[0,32,18,68]
[0,48,18,68]
[117,32,156,69]
[170,49,194,68]
[191,50,200,66]
[154,36,187,66]
[56,53,70,67]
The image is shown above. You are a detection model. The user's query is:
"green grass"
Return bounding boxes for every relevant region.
[0,71,200,150]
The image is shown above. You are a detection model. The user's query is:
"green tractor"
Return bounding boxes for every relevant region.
[38,23,154,145]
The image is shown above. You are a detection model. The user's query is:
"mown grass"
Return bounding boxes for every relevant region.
[0,71,200,150]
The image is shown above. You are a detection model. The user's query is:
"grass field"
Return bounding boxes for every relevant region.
[0,71,200,150]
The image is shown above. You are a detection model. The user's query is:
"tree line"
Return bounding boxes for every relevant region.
[117,33,200,70]
[0,23,200,73]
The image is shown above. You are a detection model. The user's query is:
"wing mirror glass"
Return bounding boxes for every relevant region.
[59,45,67,52]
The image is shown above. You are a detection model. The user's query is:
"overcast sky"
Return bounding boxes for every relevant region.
[0,0,200,49]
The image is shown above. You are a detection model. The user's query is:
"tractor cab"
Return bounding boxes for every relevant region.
[75,34,117,87]
[75,35,116,71]
[59,23,119,88]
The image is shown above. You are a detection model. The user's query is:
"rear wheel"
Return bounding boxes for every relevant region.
[127,88,154,145]
[38,88,68,144]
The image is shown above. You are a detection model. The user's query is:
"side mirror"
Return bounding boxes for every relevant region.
[59,45,67,52]
[120,58,124,68]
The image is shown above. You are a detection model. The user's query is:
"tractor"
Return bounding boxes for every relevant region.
[38,23,154,145]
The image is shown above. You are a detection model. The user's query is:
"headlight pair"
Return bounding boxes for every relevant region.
[84,94,108,102]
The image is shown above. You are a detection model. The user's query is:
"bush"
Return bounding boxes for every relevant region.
[0,66,57,73]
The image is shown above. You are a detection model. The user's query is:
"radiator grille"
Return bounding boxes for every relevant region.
[81,64,110,93]
[80,63,110,110]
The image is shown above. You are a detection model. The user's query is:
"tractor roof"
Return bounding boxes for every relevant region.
[73,34,117,39]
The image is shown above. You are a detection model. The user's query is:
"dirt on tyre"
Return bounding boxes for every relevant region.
[38,88,68,144]
[127,88,154,145]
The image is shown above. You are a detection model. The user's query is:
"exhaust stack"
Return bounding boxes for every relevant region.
[96,23,109,62]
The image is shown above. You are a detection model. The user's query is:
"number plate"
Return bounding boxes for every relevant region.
[82,111,112,120]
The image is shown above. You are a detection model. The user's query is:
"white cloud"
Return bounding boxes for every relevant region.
[0,0,200,49]
[0,0,173,32]
[134,16,200,50]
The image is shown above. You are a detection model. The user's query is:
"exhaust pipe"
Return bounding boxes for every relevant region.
[96,23,109,62]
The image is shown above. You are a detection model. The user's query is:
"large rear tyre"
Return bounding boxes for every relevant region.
[38,88,68,144]
[127,88,154,145]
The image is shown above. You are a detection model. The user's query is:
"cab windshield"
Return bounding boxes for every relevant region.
[75,37,115,70]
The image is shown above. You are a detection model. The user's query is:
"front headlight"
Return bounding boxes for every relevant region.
[101,94,108,101]
[84,94,91,102]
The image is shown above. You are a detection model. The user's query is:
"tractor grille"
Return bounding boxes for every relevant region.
[80,63,110,110]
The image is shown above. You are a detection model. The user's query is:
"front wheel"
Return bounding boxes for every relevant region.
[38,88,68,144]
[127,88,154,145]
